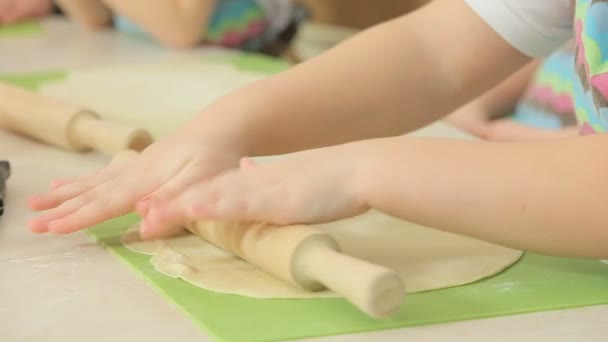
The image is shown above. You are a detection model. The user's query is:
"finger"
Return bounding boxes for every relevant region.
[49,161,125,191]
[51,178,74,189]
[139,203,188,240]
[27,180,111,234]
[44,178,137,234]
[34,152,138,210]
[28,168,114,211]
[27,198,83,234]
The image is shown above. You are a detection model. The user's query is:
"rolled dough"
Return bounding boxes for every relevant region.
[123,210,523,298]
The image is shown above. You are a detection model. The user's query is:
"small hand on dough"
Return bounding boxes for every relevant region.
[445,109,579,142]
[27,135,241,239]
[143,144,370,232]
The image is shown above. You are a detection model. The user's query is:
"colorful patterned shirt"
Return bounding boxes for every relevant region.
[466,0,608,135]
[114,0,293,51]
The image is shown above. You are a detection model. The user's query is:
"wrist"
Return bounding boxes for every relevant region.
[176,84,275,157]
[348,138,392,209]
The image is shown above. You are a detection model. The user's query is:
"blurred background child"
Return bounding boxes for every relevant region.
[55,0,303,53]
[446,44,579,142]
[294,0,579,142]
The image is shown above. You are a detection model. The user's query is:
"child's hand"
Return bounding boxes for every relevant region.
[444,108,492,139]
[445,109,579,142]
[141,144,371,235]
[27,135,242,239]
[485,120,579,141]
[0,0,52,25]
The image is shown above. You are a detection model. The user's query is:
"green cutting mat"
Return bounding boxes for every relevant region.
[0,21,43,38]
[91,215,608,342]
[4,54,608,341]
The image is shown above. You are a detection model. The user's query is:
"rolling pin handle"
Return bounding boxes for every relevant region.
[293,238,405,318]
[69,112,153,155]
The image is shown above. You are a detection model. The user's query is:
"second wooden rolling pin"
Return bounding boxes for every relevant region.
[0,82,153,155]
[112,151,406,318]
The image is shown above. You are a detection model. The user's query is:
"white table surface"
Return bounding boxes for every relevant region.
[1,17,607,342]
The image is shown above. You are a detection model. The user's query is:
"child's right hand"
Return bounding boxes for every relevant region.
[27,134,242,240]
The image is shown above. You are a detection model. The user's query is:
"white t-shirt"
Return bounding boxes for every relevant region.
[465,0,575,57]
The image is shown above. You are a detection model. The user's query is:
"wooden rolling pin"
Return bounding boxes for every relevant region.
[187,221,405,318]
[0,82,153,155]
[111,151,405,318]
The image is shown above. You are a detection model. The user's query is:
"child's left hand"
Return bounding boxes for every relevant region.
[142,143,371,233]
[444,108,492,139]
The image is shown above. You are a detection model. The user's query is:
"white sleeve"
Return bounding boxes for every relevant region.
[464,0,574,57]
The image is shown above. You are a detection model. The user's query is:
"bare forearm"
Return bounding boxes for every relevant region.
[102,0,215,47]
[56,0,112,29]
[193,0,529,156]
[358,135,608,258]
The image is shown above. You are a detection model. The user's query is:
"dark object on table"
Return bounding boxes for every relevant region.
[0,161,10,216]
[257,2,310,57]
